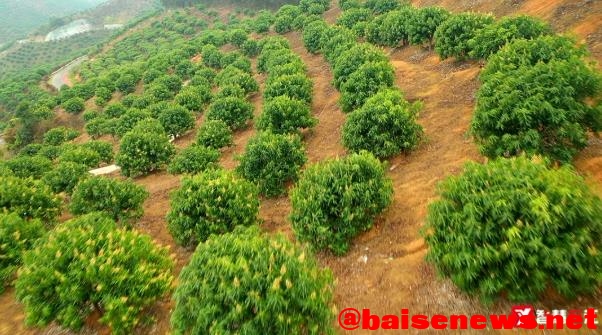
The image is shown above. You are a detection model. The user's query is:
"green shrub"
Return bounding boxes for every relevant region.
[202,44,223,69]
[115,73,138,94]
[167,168,259,247]
[215,66,258,94]
[0,213,45,293]
[168,145,220,175]
[228,29,248,47]
[241,39,260,57]
[58,145,102,168]
[269,62,307,78]
[274,15,295,34]
[299,0,330,14]
[336,8,372,30]
[434,12,494,60]
[85,117,111,139]
[206,97,254,130]
[468,15,552,59]
[4,155,53,179]
[365,0,401,14]
[302,20,329,54]
[114,109,153,137]
[406,6,450,45]
[0,176,61,221]
[174,85,212,112]
[95,87,113,106]
[42,161,88,194]
[370,7,417,47]
[237,132,306,197]
[195,119,233,149]
[215,84,246,99]
[116,120,176,177]
[257,96,317,134]
[104,102,127,118]
[157,103,196,138]
[70,177,148,223]
[15,213,173,334]
[171,226,335,335]
[43,126,80,146]
[471,36,602,162]
[424,156,602,302]
[290,151,393,255]
[81,140,114,164]
[332,43,388,89]
[339,61,395,113]
[62,97,85,114]
[320,26,357,63]
[343,88,423,158]
[264,74,313,104]
[155,74,183,93]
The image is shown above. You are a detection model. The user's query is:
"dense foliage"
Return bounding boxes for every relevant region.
[42,161,88,194]
[206,97,254,130]
[166,169,260,247]
[264,73,313,104]
[116,120,176,177]
[157,103,196,138]
[0,213,45,293]
[237,132,307,197]
[468,15,552,59]
[434,13,494,60]
[195,119,233,149]
[339,61,395,113]
[168,145,220,175]
[290,152,393,255]
[424,156,602,302]
[171,226,335,335]
[343,88,423,158]
[0,176,61,221]
[256,95,317,134]
[16,213,174,334]
[42,127,80,146]
[70,176,149,223]
[471,36,602,162]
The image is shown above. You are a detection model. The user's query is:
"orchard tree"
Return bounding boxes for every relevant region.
[469,15,552,59]
[0,213,45,293]
[4,155,53,179]
[62,97,85,114]
[257,96,317,134]
[365,0,400,14]
[215,85,246,99]
[171,226,335,335]
[237,132,307,197]
[104,102,127,118]
[471,36,602,162]
[215,66,258,95]
[336,8,372,32]
[302,20,329,54]
[166,168,259,247]
[70,176,148,223]
[114,109,153,137]
[195,119,233,149]
[343,88,423,158]
[81,140,114,164]
[116,120,176,177]
[206,97,254,130]
[43,126,80,146]
[434,12,494,60]
[332,43,388,89]
[157,103,196,138]
[168,145,220,175]
[174,85,212,112]
[15,213,174,334]
[406,6,450,45]
[290,152,393,255]
[424,156,602,302]
[339,61,395,113]
[201,44,223,69]
[58,145,102,168]
[0,176,61,221]
[264,74,313,104]
[42,161,88,194]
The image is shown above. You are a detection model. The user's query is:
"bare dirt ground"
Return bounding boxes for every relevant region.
[2,1,601,334]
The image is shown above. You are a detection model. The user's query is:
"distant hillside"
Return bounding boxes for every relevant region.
[0,0,107,46]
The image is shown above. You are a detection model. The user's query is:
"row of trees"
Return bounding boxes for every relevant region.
[301,18,423,159]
